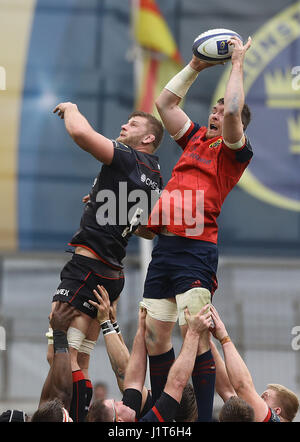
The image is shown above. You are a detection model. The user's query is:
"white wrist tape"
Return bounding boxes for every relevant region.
[223,135,245,150]
[67,326,86,351]
[79,338,97,355]
[46,327,53,345]
[165,64,199,99]
[172,119,192,140]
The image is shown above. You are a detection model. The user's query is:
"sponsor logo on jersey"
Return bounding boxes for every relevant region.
[141,174,161,194]
[209,138,222,149]
[55,289,69,297]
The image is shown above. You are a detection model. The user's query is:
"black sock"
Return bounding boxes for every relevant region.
[148,348,175,404]
[70,370,88,422]
[192,350,216,422]
[85,379,93,413]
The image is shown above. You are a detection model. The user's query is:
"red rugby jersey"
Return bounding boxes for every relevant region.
[148,122,253,243]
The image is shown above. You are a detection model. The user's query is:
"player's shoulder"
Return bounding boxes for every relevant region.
[112,140,133,153]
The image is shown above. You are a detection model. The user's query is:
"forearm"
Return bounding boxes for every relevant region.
[224,63,244,116]
[104,332,130,393]
[164,330,199,402]
[63,107,92,142]
[222,340,254,394]
[210,339,236,401]
[124,329,147,392]
[50,353,73,408]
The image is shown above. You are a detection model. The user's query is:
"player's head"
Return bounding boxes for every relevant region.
[175,383,198,422]
[206,98,251,139]
[0,409,29,422]
[261,384,299,422]
[219,396,255,422]
[31,398,73,422]
[86,398,135,422]
[117,111,164,152]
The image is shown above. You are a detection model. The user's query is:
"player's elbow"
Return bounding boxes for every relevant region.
[155,89,178,112]
[233,379,254,398]
[71,128,88,147]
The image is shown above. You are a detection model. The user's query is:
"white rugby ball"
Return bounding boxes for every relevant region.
[192,28,242,64]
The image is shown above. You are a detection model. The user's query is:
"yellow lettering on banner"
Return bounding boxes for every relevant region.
[212,1,300,211]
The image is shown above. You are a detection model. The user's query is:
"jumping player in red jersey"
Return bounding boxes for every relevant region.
[140,37,253,420]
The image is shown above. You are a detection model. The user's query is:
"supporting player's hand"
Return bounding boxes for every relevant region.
[50,302,79,332]
[208,304,228,341]
[184,304,212,335]
[138,305,147,333]
[82,194,90,204]
[89,285,111,324]
[53,102,78,119]
[109,298,119,324]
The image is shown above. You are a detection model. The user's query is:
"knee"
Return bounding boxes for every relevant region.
[145,321,173,355]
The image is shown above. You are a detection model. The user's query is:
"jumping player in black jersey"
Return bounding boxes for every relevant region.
[49,102,164,420]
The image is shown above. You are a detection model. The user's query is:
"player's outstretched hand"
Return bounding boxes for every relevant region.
[228,35,251,66]
[53,102,78,119]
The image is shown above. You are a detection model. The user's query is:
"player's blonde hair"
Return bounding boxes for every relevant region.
[267,383,299,421]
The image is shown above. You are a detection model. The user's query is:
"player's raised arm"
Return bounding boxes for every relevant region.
[53,102,114,165]
[222,36,251,148]
[155,57,212,139]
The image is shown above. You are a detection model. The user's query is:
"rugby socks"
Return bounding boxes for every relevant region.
[192,350,216,422]
[85,379,93,412]
[70,370,92,422]
[148,348,175,404]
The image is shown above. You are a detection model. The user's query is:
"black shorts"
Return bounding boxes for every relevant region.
[143,234,218,300]
[52,253,124,318]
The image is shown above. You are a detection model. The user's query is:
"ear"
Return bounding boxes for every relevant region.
[274,407,281,416]
[142,134,155,145]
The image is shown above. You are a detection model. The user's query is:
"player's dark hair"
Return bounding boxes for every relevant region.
[217,97,251,130]
[85,399,112,422]
[31,398,64,422]
[219,396,255,422]
[129,110,164,151]
[175,383,198,422]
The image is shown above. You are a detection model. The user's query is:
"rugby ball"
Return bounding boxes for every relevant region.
[192,28,242,64]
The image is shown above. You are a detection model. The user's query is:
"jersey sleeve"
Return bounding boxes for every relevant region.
[218,135,253,180]
[138,392,179,422]
[175,121,202,150]
[110,140,136,172]
[122,388,142,420]
[221,135,253,163]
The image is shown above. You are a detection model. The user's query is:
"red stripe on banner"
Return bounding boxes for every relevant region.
[139,58,159,112]
[140,0,161,16]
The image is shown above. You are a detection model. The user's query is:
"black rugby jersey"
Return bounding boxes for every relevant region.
[69,141,163,269]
